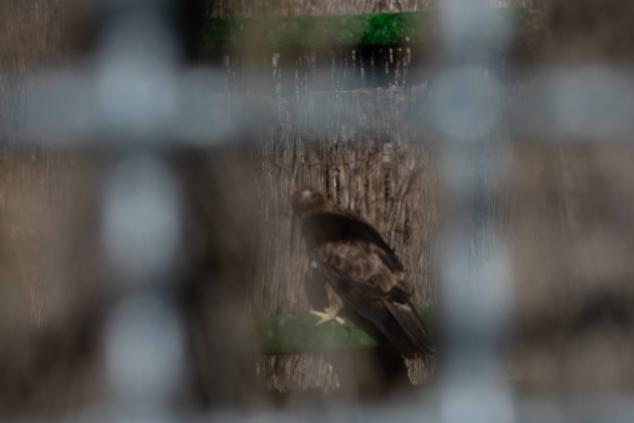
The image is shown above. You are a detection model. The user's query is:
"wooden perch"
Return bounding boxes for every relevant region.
[257,305,433,354]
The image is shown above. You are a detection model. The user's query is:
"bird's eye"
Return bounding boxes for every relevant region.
[302,190,312,199]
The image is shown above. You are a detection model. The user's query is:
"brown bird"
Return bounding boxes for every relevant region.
[292,188,434,360]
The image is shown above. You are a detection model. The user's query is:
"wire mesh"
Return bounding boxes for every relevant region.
[1,0,633,420]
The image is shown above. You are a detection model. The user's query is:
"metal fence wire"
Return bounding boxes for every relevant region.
[1,0,634,421]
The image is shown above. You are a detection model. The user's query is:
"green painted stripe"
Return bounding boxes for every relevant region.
[201,9,536,52]
[257,305,434,354]
[201,13,428,52]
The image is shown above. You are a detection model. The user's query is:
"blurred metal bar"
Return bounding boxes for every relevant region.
[5,397,634,422]
[94,0,186,413]
[1,0,634,421]
[4,68,634,145]
[434,1,514,422]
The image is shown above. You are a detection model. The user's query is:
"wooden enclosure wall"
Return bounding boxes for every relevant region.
[510,0,634,393]
[253,87,440,394]
[0,0,107,415]
[204,0,542,17]
[512,144,634,393]
[2,0,634,415]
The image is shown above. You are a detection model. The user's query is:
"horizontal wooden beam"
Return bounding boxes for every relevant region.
[257,305,433,354]
[200,9,538,53]
[201,13,427,52]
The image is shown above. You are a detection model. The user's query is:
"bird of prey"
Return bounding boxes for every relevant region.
[292,187,433,359]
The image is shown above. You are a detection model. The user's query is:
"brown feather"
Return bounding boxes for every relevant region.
[293,189,434,359]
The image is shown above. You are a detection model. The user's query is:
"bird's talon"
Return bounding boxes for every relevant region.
[310,309,345,327]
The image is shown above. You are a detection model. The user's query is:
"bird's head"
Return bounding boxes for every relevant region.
[291,187,328,216]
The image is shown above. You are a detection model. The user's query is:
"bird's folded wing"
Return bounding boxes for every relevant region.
[313,257,433,357]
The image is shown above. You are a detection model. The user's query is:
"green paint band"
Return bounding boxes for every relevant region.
[257,305,433,354]
[200,10,535,52]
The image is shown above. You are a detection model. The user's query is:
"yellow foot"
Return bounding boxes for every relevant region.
[310,309,346,326]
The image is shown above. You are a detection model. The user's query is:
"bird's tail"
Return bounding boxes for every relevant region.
[373,346,411,389]
[381,298,435,358]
